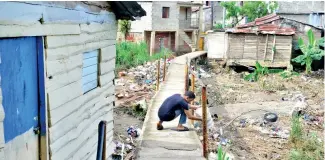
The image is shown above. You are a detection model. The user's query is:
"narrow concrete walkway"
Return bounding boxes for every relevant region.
[137,51,207,160]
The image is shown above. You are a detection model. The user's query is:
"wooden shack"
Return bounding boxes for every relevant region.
[226,14,296,67]
[226,33,293,67]
[0,1,145,160]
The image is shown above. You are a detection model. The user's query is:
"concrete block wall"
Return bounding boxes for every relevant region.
[152,1,179,31]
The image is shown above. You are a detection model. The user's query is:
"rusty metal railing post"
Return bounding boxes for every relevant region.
[201,86,208,158]
[191,73,195,93]
[156,60,160,91]
[191,73,195,124]
[184,59,189,93]
[163,55,167,81]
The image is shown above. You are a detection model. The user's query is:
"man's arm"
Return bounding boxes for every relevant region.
[184,109,202,121]
[188,104,201,110]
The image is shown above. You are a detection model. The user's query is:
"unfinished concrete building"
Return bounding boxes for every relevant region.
[130,1,202,55]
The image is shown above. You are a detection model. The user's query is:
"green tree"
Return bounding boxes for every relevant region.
[242,1,278,22]
[220,1,278,27]
[118,20,131,40]
[220,2,242,27]
[292,29,324,74]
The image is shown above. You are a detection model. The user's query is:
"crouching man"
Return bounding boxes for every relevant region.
[157,91,202,131]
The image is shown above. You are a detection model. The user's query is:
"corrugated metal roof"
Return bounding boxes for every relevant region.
[229,14,296,35]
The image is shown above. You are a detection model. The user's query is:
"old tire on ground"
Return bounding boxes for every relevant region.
[264,113,278,122]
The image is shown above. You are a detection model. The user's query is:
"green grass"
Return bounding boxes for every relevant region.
[289,115,324,160]
[289,115,303,145]
[116,41,172,70]
[217,145,229,160]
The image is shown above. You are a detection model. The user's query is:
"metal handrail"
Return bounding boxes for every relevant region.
[96,121,107,160]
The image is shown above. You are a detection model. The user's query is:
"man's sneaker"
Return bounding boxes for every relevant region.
[157,123,163,130]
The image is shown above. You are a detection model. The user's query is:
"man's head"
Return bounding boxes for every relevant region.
[183,91,196,103]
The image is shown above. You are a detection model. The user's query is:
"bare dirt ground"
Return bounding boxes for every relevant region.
[194,63,324,160]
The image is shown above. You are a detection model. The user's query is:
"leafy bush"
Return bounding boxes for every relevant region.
[116,41,172,69]
[118,20,131,39]
[292,29,324,74]
[280,71,300,79]
[214,23,224,29]
[244,61,283,81]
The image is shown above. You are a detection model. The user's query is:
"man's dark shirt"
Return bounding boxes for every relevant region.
[158,94,189,121]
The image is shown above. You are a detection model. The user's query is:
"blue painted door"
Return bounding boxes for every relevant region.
[0,37,40,157]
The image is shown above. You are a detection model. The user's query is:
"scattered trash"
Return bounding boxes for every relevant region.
[145,79,152,84]
[239,119,247,127]
[281,97,289,101]
[127,126,141,138]
[115,59,170,107]
[220,138,229,146]
[118,71,127,77]
[264,113,278,122]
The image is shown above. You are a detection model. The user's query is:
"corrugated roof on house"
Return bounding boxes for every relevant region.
[226,14,295,35]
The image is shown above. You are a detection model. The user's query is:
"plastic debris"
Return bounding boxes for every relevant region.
[220,138,229,145]
[127,126,140,138]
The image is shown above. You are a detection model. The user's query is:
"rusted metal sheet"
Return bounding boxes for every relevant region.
[234,14,295,35]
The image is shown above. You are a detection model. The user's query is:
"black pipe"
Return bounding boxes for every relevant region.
[96,121,107,160]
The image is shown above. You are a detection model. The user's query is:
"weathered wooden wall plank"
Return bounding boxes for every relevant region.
[99,71,115,86]
[50,105,113,160]
[79,127,113,160]
[49,82,113,126]
[0,24,81,37]
[49,94,114,148]
[48,81,83,110]
[0,2,115,25]
[46,40,115,60]
[80,23,117,34]
[46,54,82,77]
[100,58,116,75]
[46,67,82,93]
[45,31,116,49]
[100,45,116,62]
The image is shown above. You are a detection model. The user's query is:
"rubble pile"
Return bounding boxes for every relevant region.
[115,58,172,107]
[113,57,173,160]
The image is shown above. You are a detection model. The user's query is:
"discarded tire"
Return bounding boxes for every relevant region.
[264,113,278,122]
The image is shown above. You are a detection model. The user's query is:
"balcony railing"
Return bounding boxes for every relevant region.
[179,18,199,29]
